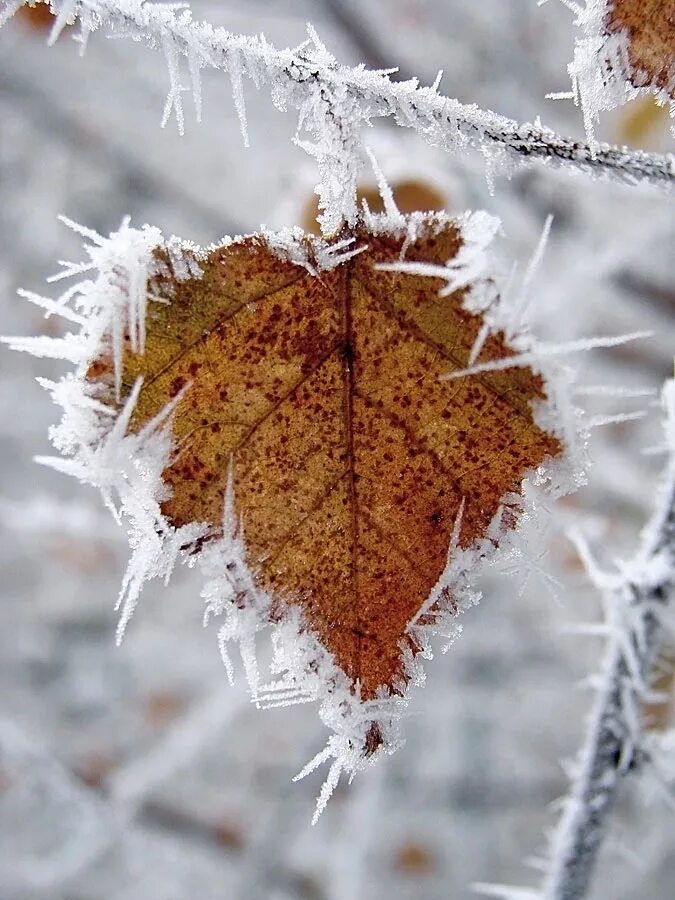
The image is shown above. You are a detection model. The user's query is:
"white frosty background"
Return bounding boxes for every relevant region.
[0,2,673,898]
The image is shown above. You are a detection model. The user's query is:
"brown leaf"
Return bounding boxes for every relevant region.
[214,819,246,851]
[74,752,117,789]
[606,0,675,98]
[88,215,562,701]
[642,652,675,729]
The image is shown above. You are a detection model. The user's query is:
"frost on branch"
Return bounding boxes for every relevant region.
[480,377,675,900]
[558,0,675,144]
[4,210,589,819]
[0,0,673,192]
[541,375,675,900]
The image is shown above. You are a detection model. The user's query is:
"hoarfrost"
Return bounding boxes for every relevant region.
[0,0,671,207]
[551,0,675,145]
[3,212,588,819]
[538,376,675,899]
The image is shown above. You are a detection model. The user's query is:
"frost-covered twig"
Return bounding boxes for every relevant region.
[0,0,673,222]
[540,378,675,900]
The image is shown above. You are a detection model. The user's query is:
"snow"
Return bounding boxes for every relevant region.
[4,216,167,400]
[541,376,675,899]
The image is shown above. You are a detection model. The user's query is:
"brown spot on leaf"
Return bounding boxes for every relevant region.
[90,217,562,701]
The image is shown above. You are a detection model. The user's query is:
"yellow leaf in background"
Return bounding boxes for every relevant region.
[618,95,670,147]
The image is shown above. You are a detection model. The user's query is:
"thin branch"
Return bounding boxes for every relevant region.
[541,381,675,900]
[0,0,673,194]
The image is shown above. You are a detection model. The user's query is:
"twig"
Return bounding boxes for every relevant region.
[541,381,675,900]
[0,0,673,199]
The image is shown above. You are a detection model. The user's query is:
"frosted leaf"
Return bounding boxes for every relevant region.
[4,210,589,822]
[555,0,675,144]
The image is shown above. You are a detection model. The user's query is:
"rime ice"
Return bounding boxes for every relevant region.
[3,211,585,819]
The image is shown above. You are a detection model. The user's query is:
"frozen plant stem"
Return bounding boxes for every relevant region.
[543,391,675,900]
[0,0,673,196]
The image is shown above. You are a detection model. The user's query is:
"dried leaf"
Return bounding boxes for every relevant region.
[606,0,675,98]
[642,651,675,729]
[88,214,562,703]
